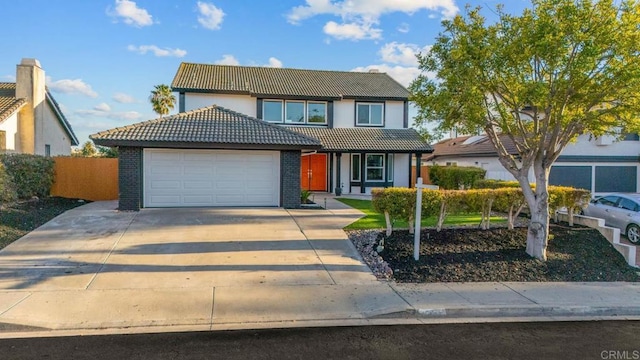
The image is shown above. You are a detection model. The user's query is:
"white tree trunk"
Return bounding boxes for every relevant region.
[518,162,550,261]
[408,215,414,234]
[436,202,447,232]
[384,211,392,236]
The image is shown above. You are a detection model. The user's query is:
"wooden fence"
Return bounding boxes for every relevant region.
[410,166,431,187]
[50,157,118,201]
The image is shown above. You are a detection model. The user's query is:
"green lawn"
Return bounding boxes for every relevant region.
[337,198,506,230]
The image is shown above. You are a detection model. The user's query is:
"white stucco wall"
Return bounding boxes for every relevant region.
[332,100,355,128]
[34,102,72,156]
[184,93,257,117]
[0,112,19,152]
[394,153,410,187]
[384,101,405,129]
[561,134,640,156]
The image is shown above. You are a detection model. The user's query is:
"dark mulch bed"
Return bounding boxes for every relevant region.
[0,197,86,250]
[379,225,640,282]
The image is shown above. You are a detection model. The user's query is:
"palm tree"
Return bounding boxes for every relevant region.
[149,84,176,118]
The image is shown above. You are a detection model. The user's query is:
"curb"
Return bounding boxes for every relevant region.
[412,305,640,319]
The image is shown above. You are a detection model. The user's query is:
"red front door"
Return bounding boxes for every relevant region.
[301,154,327,191]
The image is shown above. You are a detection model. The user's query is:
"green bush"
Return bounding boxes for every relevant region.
[0,154,55,199]
[0,163,17,204]
[429,165,486,189]
[473,179,522,189]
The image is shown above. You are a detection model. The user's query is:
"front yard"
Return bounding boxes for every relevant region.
[338,198,639,282]
[336,198,506,230]
[0,197,85,250]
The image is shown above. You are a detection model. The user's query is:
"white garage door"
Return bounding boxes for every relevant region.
[144,149,280,207]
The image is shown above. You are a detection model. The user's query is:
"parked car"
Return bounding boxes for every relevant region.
[582,193,640,244]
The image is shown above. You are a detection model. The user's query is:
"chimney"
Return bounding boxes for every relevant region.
[15,58,45,154]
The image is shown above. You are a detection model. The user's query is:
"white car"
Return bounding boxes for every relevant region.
[582,193,640,244]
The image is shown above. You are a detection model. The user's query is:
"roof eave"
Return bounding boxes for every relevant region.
[90,138,322,151]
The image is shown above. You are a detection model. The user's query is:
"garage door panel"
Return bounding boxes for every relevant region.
[144,149,280,207]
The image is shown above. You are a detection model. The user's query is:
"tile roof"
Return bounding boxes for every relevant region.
[288,127,433,153]
[0,82,27,123]
[171,63,410,100]
[0,82,78,145]
[426,134,518,160]
[90,105,322,149]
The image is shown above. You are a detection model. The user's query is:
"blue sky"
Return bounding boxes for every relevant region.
[1,0,529,145]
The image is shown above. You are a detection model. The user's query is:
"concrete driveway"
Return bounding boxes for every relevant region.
[0,201,376,291]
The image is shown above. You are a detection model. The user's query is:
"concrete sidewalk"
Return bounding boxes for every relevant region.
[0,197,639,338]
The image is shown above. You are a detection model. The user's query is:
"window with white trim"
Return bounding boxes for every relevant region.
[351,154,361,181]
[356,103,383,126]
[285,101,305,123]
[307,102,327,123]
[263,100,283,122]
[387,154,394,181]
[366,154,384,181]
[262,100,327,124]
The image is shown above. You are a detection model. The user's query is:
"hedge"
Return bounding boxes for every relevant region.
[428,165,486,189]
[0,162,17,204]
[372,186,590,235]
[473,179,522,189]
[0,154,55,199]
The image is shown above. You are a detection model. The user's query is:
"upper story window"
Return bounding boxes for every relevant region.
[263,100,327,125]
[356,103,384,126]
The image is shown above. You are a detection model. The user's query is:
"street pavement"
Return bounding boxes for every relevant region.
[0,196,639,338]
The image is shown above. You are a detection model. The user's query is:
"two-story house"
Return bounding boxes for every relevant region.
[91,63,432,211]
[0,58,78,155]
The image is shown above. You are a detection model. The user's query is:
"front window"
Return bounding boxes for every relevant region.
[351,154,361,181]
[387,154,394,181]
[263,100,283,122]
[356,103,383,126]
[285,101,305,123]
[307,102,327,124]
[366,154,384,181]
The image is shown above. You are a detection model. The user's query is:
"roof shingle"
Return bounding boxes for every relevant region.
[90,105,322,149]
[0,82,27,123]
[171,63,410,100]
[288,127,433,153]
[426,134,518,160]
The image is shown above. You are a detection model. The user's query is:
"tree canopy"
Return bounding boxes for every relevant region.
[410,0,640,260]
[149,84,176,118]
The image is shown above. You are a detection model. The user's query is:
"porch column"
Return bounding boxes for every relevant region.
[360,152,366,194]
[335,153,342,194]
[415,153,423,187]
[329,153,334,193]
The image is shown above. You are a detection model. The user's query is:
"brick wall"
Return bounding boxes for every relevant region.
[280,150,301,208]
[118,146,142,211]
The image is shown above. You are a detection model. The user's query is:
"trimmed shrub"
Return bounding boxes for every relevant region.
[0,162,17,204]
[429,165,486,190]
[0,154,55,199]
[474,179,522,189]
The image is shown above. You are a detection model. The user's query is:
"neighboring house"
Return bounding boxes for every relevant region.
[427,133,640,195]
[91,63,432,210]
[0,59,78,155]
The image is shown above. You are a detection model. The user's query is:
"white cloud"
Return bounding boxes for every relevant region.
[323,20,382,40]
[2,74,16,81]
[112,92,136,103]
[266,57,283,68]
[76,109,142,121]
[110,0,153,27]
[214,54,240,65]
[287,0,458,40]
[127,45,187,58]
[93,103,111,112]
[379,42,431,66]
[46,77,98,98]
[397,22,410,33]
[197,2,225,30]
[352,64,428,88]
